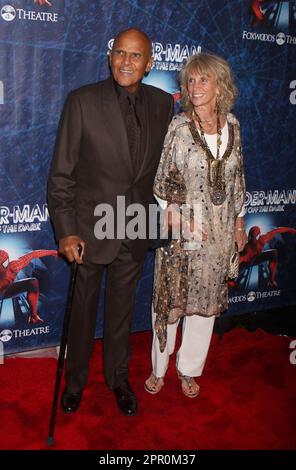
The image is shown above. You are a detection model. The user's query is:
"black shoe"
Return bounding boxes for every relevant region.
[113,380,137,416]
[61,388,82,413]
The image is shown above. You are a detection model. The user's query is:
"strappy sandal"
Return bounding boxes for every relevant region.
[177,370,200,398]
[144,373,164,395]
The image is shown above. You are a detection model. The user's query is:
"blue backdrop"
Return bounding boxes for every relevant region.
[1,0,296,354]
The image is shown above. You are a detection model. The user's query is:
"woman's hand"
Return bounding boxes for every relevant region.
[190,218,208,241]
[165,205,208,241]
[235,217,247,251]
[235,229,247,251]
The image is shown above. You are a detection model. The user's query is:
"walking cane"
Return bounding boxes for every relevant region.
[46,244,82,446]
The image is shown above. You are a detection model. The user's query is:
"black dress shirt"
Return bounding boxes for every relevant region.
[114,80,147,175]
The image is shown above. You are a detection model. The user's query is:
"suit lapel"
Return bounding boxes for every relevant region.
[100,77,133,177]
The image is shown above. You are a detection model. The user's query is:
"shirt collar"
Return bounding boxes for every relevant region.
[113,78,143,104]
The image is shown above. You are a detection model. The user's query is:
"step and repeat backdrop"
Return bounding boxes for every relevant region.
[0,0,295,354]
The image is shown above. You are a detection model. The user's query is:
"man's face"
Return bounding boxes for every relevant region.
[110,30,153,93]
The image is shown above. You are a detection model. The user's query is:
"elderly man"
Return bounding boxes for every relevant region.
[48,28,173,416]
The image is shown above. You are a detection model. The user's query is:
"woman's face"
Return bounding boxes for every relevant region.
[187,69,219,110]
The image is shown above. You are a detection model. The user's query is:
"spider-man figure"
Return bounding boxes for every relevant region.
[0,249,57,323]
[250,0,283,27]
[230,226,296,289]
[34,0,52,6]
[251,0,267,25]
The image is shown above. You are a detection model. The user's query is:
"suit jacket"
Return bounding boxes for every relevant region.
[48,77,174,263]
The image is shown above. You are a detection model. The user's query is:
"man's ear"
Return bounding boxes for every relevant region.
[145,57,153,73]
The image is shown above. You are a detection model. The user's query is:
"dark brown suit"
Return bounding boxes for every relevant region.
[48,77,173,390]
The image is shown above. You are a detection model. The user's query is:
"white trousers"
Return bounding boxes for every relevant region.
[151,309,215,378]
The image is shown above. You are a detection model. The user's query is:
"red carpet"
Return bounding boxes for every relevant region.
[1,328,296,450]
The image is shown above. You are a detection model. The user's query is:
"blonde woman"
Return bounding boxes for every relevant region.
[145,53,247,398]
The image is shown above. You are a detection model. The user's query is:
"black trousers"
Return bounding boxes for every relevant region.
[65,242,144,392]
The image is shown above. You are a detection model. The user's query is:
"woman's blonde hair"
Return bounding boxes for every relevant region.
[180,52,238,115]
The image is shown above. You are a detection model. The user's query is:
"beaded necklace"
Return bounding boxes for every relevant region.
[189,110,233,205]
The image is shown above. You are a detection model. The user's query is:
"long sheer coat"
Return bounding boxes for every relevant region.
[153,113,246,352]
